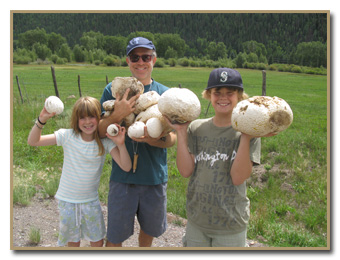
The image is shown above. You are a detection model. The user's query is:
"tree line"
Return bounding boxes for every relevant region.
[12,13,327,69]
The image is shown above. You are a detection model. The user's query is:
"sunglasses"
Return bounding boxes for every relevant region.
[129,54,153,63]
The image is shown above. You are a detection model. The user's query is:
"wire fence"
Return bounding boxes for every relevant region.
[13,65,119,106]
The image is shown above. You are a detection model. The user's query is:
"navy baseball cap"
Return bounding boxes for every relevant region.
[206,68,243,90]
[126,37,156,55]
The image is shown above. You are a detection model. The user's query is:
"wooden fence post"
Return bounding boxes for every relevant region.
[16,75,24,104]
[262,70,266,96]
[78,75,82,97]
[51,66,59,97]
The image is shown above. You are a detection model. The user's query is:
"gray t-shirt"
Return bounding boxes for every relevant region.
[186,118,261,234]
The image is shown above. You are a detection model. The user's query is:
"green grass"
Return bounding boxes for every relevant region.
[12,64,328,248]
[28,226,41,245]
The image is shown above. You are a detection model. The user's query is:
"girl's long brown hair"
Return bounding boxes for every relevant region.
[70,96,105,156]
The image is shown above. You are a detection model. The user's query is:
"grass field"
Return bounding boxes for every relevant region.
[12,64,328,247]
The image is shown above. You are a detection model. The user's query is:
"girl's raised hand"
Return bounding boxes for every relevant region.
[39,106,56,124]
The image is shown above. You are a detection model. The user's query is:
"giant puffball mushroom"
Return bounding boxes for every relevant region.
[103,100,115,111]
[124,113,136,128]
[103,110,112,118]
[146,118,163,138]
[135,104,163,123]
[45,96,64,115]
[231,96,293,136]
[128,121,146,139]
[111,77,144,100]
[158,88,201,124]
[107,124,119,136]
[134,91,160,114]
[135,104,171,138]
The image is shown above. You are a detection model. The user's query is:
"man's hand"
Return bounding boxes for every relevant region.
[114,88,140,121]
[98,88,140,138]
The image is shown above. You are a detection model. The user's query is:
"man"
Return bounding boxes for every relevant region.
[98,37,176,247]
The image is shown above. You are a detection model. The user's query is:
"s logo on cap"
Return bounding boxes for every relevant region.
[220,71,228,83]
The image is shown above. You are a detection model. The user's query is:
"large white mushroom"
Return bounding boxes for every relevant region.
[145,118,164,138]
[135,104,171,138]
[231,96,293,136]
[107,124,119,136]
[128,121,146,139]
[102,100,115,111]
[134,91,160,115]
[111,77,144,100]
[158,88,201,124]
[44,96,64,115]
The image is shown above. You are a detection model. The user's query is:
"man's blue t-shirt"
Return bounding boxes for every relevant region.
[100,79,169,185]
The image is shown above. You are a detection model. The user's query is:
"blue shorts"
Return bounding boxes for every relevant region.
[57,199,106,246]
[107,181,167,244]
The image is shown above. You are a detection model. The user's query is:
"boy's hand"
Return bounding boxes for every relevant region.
[163,116,190,134]
[242,132,278,139]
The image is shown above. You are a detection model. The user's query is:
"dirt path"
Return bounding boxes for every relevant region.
[12,195,267,249]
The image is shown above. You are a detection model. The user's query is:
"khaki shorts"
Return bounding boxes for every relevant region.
[57,199,106,246]
[183,220,247,247]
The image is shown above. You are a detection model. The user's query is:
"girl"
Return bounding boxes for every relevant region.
[27,96,131,247]
[166,68,275,247]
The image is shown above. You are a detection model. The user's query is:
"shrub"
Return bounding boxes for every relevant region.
[50,54,59,64]
[168,58,177,67]
[121,57,128,67]
[268,64,278,71]
[205,59,215,67]
[189,59,199,67]
[291,65,302,73]
[235,52,247,68]
[244,62,255,69]
[165,47,178,59]
[277,64,289,72]
[13,48,36,64]
[256,63,267,70]
[178,57,190,67]
[14,55,32,64]
[56,57,65,65]
[92,48,107,62]
[154,58,165,68]
[104,55,121,66]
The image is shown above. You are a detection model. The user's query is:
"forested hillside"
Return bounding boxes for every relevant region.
[13,12,327,54]
[12,12,328,70]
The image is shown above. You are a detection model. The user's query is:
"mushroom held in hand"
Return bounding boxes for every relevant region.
[158,88,201,124]
[135,104,171,138]
[107,124,119,136]
[145,117,163,138]
[111,77,144,100]
[45,96,64,115]
[231,96,293,136]
[103,100,116,111]
[128,121,146,139]
[134,91,160,115]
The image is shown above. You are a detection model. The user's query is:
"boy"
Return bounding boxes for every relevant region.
[167,68,273,247]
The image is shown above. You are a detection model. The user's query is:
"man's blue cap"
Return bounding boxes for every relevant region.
[126,37,156,55]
